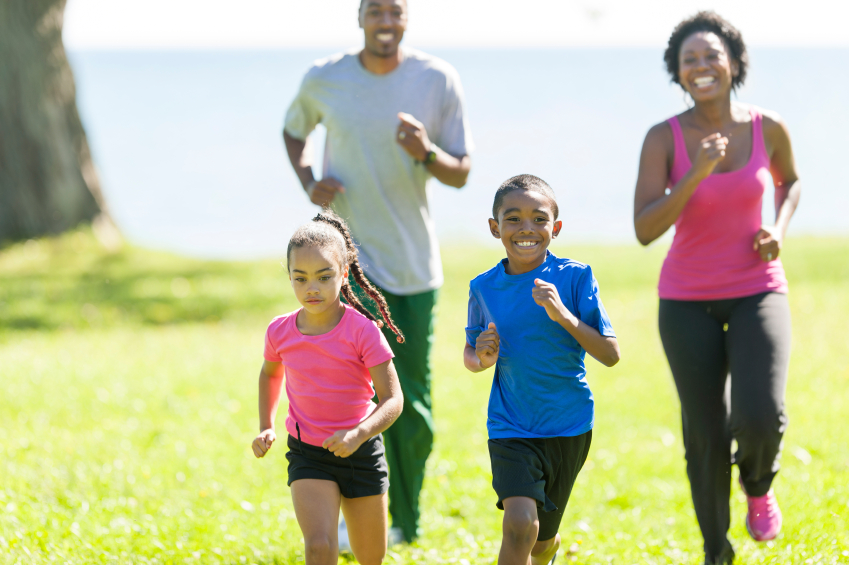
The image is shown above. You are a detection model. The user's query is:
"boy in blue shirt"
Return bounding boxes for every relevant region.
[464,174,620,565]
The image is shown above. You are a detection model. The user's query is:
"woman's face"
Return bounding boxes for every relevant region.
[678,31,739,103]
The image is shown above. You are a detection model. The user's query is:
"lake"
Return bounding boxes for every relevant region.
[69,47,849,259]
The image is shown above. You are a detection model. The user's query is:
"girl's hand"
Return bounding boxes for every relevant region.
[753,224,782,261]
[475,323,500,369]
[323,428,365,458]
[532,279,575,325]
[252,429,276,458]
[692,133,729,179]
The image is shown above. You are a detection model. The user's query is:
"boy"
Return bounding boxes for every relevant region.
[464,174,620,565]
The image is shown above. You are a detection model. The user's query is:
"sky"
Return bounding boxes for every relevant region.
[64,0,849,50]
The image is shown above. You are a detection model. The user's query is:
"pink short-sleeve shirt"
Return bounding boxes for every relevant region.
[264,305,394,447]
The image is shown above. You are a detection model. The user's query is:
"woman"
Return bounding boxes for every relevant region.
[633,11,800,565]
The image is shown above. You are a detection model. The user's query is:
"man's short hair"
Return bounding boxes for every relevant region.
[492,174,559,220]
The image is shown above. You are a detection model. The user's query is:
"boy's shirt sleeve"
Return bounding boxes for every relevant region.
[576,266,616,338]
[465,288,486,347]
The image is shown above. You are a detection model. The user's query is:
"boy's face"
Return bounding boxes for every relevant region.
[489,190,562,276]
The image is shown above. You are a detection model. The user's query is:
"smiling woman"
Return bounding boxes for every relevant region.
[632,11,801,565]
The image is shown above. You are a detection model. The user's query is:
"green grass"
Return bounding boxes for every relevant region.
[1,229,847,564]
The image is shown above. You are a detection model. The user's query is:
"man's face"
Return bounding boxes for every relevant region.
[359,0,407,58]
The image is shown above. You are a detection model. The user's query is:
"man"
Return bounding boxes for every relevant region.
[283,0,473,544]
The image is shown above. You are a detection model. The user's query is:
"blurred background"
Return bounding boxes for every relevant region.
[63,0,849,259]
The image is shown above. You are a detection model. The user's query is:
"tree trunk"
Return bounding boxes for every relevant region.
[0,0,118,246]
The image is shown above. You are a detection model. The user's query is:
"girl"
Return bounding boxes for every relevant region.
[252,210,405,565]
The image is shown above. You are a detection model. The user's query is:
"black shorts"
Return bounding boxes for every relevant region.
[488,431,592,541]
[286,433,389,499]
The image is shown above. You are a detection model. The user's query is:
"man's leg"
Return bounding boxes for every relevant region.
[379,289,437,542]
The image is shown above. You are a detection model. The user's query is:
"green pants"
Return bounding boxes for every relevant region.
[349,280,437,542]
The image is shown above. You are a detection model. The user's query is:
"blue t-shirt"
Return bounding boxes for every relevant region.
[465,251,616,439]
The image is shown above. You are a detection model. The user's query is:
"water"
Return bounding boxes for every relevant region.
[69,48,849,259]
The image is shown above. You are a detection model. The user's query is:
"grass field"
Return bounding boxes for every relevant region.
[1,230,847,564]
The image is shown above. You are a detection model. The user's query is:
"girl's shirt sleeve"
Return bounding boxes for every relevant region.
[576,266,616,338]
[357,319,395,369]
[263,318,283,362]
[465,288,486,347]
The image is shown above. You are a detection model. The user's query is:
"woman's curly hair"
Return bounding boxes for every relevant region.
[664,11,748,90]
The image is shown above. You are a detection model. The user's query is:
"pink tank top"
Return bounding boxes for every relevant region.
[658,107,788,300]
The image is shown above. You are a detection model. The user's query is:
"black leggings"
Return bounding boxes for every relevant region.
[658,292,791,561]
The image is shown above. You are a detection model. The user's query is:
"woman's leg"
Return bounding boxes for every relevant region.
[341,492,388,565]
[727,292,792,496]
[291,479,342,565]
[659,299,734,562]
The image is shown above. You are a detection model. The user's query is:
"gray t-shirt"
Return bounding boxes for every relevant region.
[284,48,474,295]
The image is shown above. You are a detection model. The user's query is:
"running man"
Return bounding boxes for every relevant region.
[283,0,474,543]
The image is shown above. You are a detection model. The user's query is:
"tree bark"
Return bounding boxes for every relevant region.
[0,0,118,246]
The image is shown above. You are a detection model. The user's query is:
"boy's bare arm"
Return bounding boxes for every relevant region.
[532,279,621,367]
[557,319,620,367]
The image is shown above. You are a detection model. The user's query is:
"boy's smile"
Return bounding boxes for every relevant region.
[489,190,562,276]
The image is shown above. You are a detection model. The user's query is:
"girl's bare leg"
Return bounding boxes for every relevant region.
[291,479,342,565]
[341,492,388,565]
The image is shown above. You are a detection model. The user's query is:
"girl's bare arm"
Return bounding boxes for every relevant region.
[253,361,285,458]
[323,360,404,457]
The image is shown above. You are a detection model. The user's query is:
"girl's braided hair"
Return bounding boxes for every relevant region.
[286,209,405,343]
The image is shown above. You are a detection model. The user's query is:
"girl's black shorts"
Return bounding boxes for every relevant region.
[285,433,389,499]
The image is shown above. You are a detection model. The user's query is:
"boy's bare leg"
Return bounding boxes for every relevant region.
[341,492,389,565]
[531,533,560,565]
[499,496,539,565]
[291,479,342,565]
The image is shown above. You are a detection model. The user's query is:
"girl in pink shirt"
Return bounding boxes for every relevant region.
[251,210,404,565]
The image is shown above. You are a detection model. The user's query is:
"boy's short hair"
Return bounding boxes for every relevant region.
[492,174,559,220]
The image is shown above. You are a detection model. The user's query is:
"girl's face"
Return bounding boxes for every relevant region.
[488,190,562,276]
[288,246,348,316]
[678,31,738,103]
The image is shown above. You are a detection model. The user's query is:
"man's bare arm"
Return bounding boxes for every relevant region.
[283,130,345,206]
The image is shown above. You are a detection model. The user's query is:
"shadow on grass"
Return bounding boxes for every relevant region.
[0,230,298,333]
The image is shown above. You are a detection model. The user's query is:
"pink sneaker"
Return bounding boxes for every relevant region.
[739,477,782,541]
